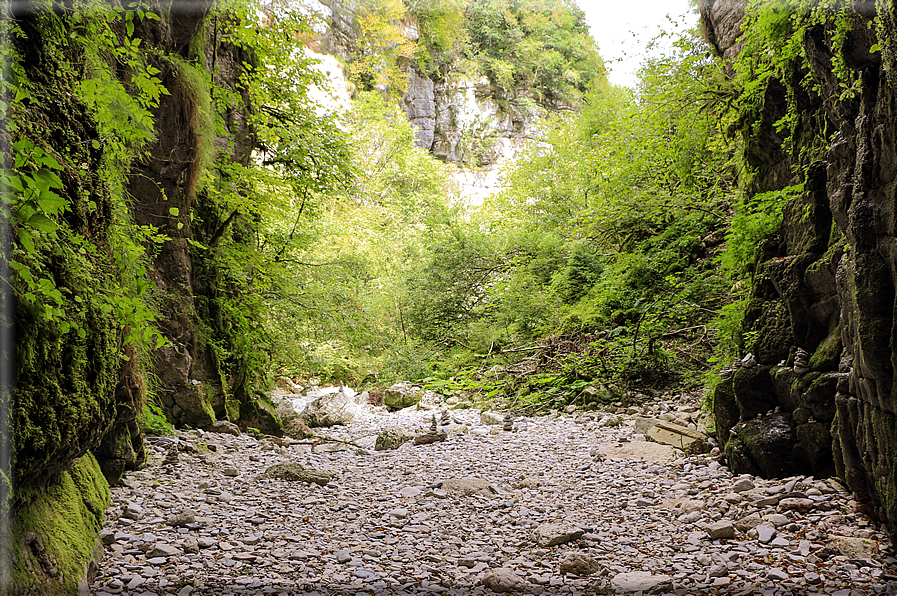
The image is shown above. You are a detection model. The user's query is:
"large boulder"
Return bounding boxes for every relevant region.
[274,399,313,439]
[480,567,530,593]
[383,382,421,411]
[301,389,360,427]
[725,413,796,477]
[645,420,710,454]
[239,394,283,435]
[375,426,414,451]
[531,523,584,547]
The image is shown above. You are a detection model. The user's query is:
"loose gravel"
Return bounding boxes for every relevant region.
[91,395,897,596]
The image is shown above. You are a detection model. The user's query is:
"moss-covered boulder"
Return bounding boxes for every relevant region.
[712,378,739,447]
[793,420,834,476]
[239,393,283,436]
[375,426,415,451]
[6,452,109,593]
[725,413,796,478]
[732,364,778,420]
[383,382,421,411]
[261,462,333,485]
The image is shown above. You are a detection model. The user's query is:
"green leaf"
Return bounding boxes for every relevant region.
[27,213,58,233]
[37,193,68,215]
[16,228,35,253]
[38,154,62,170]
[168,207,180,216]
[5,174,23,193]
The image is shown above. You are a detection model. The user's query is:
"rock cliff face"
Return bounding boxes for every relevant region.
[319,0,551,202]
[702,0,897,543]
[128,4,281,435]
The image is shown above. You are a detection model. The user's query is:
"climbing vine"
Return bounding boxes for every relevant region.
[733,0,869,165]
[3,0,168,355]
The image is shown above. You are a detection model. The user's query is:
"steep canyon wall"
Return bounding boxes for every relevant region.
[7,2,276,592]
[702,0,897,543]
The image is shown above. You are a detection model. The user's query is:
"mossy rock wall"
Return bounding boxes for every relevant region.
[702,0,897,543]
[7,1,274,592]
[127,1,280,434]
[9,2,153,499]
[5,452,109,594]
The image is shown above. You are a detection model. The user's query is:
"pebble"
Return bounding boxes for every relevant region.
[756,524,776,543]
[91,395,893,595]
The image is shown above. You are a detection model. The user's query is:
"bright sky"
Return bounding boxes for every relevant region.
[578,0,699,88]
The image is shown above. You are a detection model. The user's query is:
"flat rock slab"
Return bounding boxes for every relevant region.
[646,420,710,454]
[596,441,679,462]
[704,520,735,540]
[633,416,660,434]
[414,431,447,445]
[441,477,497,498]
[310,441,351,453]
[611,571,672,593]
[532,522,584,547]
[830,535,878,559]
[204,420,241,436]
[480,567,529,592]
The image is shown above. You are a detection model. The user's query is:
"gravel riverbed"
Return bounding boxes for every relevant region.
[91,397,896,596]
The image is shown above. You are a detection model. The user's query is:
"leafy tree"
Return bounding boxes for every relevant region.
[463,0,603,104]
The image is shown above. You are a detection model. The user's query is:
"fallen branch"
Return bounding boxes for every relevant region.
[501,344,550,354]
[310,434,370,450]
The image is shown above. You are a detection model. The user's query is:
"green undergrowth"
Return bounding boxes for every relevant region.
[137,401,175,436]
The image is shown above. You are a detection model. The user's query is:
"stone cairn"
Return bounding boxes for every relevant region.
[503,413,513,432]
[719,352,756,381]
[794,348,810,373]
[430,414,438,434]
[440,410,451,426]
[163,445,179,467]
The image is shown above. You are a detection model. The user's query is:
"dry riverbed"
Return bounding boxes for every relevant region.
[91,398,896,596]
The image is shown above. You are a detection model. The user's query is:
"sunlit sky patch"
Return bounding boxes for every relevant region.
[579,0,699,88]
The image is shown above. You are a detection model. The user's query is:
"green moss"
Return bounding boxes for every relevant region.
[225,398,241,422]
[7,452,109,593]
[169,54,217,198]
[809,325,842,370]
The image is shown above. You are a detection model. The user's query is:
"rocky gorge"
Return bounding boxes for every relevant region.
[88,386,895,595]
[12,0,897,593]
